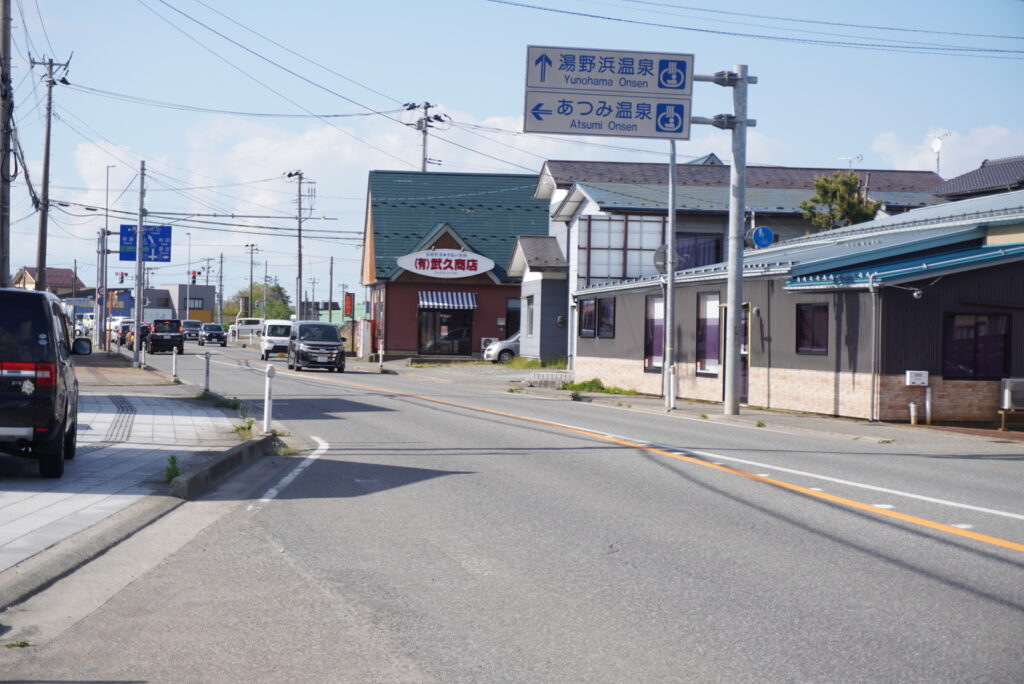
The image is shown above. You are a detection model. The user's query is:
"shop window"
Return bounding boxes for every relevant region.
[696,292,720,375]
[644,295,663,371]
[943,314,1009,379]
[525,296,534,337]
[796,303,828,354]
[579,299,596,338]
[598,298,615,339]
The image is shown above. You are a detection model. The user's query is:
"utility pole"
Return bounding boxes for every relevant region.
[217,252,224,324]
[244,243,258,318]
[132,160,146,368]
[32,58,70,290]
[186,231,192,320]
[202,256,214,285]
[309,276,319,320]
[405,102,445,171]
[285,170,308,320]
[262,259,267,320]
[0,0,12,288]
[328,256,334,323]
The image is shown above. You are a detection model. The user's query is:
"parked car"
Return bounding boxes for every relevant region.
[260,319,292,361]
[0,287,92,478]
[198,322,227,347]
[181,319,202,341]
[115,319,134,346]
[127,323,152,351]
[287,321,346,372]
[148,319,185,354]
[483,332,520,363]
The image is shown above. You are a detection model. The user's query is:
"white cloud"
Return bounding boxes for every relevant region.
[872,126,1024,178]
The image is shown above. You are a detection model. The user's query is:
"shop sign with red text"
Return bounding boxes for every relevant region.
[396,249,495,279]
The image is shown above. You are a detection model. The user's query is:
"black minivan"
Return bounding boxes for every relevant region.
[0,288,92,477]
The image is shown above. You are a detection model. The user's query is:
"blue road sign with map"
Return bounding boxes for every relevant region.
[119,224,172,262]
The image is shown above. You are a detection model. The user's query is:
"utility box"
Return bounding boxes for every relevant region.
[905,370,929,386]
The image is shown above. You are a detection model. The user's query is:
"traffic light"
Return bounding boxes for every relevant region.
[190,270,197,284]
[118,272,125,284]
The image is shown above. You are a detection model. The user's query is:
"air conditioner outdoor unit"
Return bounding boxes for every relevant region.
[1001,378,1024,410]
[480,337,498,350]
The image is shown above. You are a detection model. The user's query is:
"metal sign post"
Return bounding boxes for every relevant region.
[522,47,755,414]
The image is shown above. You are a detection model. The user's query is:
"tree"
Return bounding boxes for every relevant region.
[231,283,293,321]
[799,171,880,232]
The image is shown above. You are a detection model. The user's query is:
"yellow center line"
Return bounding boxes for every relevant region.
[282,368,1024,554]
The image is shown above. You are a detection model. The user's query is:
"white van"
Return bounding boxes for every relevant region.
[230,317,264,340]
[261,319,292,360]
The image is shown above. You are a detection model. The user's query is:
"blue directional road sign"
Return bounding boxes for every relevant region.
[752,225,775,248]
[119,224,172,262]
[524,45,693,140]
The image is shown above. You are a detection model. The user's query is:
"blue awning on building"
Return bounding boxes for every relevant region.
[418,291,477,309]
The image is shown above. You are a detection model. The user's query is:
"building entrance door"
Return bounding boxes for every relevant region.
[418,309,473,355]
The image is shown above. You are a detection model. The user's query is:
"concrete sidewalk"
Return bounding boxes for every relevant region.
[0,351,243,608]
[388,360,1024,447]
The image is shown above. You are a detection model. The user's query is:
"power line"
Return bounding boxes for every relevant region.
[620,0,1024,41]
[488,0,1024,58]
[65,82,404,118]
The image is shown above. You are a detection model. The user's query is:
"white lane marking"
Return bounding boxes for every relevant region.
[247,436,328,511]
[873,504,895,509]
[677,445,1024,522]
[809,487,824,492]
[952,524,974,529]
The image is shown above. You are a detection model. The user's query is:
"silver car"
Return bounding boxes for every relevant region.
[483,332,520,363]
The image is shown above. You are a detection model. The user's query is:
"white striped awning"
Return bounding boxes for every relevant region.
[418,291,477,310]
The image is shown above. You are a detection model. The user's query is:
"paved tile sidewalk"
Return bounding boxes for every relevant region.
[0,394,237,574]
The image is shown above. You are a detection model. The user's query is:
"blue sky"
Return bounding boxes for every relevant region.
[10,0,1024,302]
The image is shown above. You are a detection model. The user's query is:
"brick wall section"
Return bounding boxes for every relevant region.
[575,356,662,396]
[877,375,1002,422]
[575,358,1004,422]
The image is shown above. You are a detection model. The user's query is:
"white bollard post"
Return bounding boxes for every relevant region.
[378,339,384,372]
[172,346,178,381]
[141,342,146,366]
[925,386,932,426]
[204,351,211,393]
[263,364,276,434]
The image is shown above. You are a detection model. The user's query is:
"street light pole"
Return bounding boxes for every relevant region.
[245,243,258,317]
[186,231,191,320]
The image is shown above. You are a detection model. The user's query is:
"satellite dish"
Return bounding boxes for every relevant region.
[931,137,943,153]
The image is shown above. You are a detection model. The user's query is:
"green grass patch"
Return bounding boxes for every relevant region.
[164,454,181,483]
[559,378,637,395]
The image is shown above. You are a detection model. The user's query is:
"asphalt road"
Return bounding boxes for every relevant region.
[2,342,1022,682]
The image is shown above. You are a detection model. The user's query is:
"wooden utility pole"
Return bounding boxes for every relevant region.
[0,0,12,287]
[31,57,70,291]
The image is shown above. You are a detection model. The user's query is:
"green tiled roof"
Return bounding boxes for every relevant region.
[368,171,549,282]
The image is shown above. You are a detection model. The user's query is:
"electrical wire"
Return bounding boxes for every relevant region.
[65,82,404,118]
[139,0,416,168]
[488,0,1024,58]
[620,0,1024,41]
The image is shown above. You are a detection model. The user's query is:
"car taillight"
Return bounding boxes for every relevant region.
[35,362,57,386]
[1,361,36,375]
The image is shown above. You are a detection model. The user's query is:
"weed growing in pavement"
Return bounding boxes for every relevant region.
[699,413,708,419]
[164,455,181,483]
[234,418,254,440]
[560,378,637,395]
[756,420,766,428]
[215,396,242,411]
[878,439,893,444]
[570,390,582,401]
[507,385,523,393]
[5,641,29,648]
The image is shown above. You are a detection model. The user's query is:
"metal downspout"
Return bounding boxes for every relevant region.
[869,274,879,422]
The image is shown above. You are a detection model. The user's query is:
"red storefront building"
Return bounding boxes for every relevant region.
[361,170,549,357]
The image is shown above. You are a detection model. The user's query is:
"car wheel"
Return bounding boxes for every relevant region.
[498,350,515,363]
[198,339,204,346]
[221,341,227,347]
[37,424,66,478]
[64,419,78,460]
[260,352,266,361]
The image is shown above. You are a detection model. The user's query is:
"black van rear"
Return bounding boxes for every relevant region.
[0,288,91,477]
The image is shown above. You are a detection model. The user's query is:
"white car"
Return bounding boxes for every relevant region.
[260,319,292,360]
[231,317,264,340]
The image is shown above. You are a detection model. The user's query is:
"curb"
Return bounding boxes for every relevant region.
[169,435,278,500]
[0,495,182,612]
